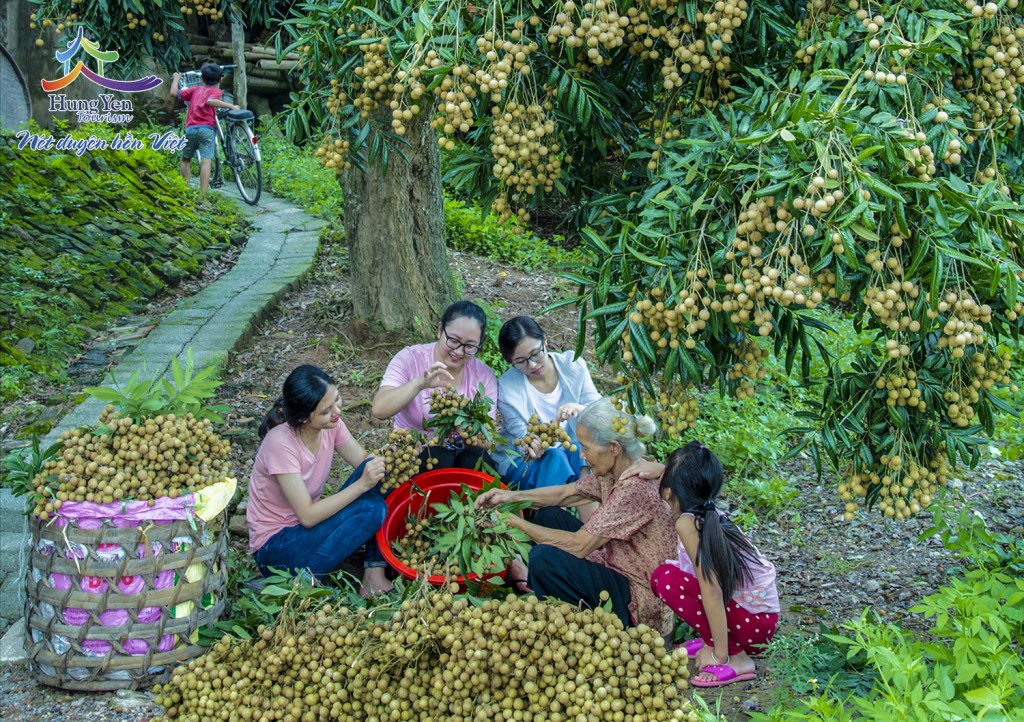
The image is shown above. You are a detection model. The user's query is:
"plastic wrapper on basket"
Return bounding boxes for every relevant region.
[23,479,235,691]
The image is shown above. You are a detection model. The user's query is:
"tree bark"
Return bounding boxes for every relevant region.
[230,21,247,110]
[341,109,454,335]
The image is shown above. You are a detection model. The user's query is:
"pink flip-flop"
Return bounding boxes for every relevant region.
[676,638,705,657]
[691,663,757,688]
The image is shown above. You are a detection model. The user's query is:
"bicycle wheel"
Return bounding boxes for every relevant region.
[228,122,262,205]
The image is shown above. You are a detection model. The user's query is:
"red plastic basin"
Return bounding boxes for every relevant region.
[376,468,505,589]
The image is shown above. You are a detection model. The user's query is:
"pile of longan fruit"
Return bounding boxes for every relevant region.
[30,405,231,520]
[515,414,577,455]
[154,589,699,722]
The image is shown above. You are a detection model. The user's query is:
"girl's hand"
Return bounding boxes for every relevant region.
[358,456,386,489]
[419,361,455,390]
[556,403,585,422]
[475,488,515,510]
[619,459,665,481]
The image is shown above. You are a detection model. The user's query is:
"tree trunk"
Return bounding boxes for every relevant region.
[230,21,248,110]
[341,110,454,335]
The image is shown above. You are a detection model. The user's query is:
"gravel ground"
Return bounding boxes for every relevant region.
[0,663,161,722]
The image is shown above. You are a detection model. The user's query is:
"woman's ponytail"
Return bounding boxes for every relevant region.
[258,397,287,439]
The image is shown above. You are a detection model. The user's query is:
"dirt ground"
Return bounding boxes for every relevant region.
[2,231,1022,721]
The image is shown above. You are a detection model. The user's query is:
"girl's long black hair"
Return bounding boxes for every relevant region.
[258,365,335,439]
[660,441,760,601]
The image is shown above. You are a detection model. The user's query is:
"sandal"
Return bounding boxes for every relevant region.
[691,663,757,688]
[675,638,705,658]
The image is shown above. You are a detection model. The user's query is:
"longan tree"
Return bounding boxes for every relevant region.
[285,0,1023,519]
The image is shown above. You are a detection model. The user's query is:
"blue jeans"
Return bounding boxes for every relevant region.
[503,431,584,491]
[254,459,387,579]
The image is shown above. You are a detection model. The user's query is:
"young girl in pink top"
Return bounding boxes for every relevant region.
[247,365,391,597]
[371,301,498,471]
[651,442,779,687]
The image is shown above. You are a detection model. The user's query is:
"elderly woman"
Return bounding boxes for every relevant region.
[476,397,677,637]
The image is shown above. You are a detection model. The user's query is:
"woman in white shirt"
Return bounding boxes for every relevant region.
[496,317,602,490]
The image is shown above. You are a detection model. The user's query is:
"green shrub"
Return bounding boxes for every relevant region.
[258,123,343,220]
[752,508,1024,722]
[444,196,587,271]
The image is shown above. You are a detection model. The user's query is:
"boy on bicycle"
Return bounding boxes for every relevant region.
[169,63,240,201]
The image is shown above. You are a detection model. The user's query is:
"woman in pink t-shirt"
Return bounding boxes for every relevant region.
[247,365,392,597]
[371,300,498,471]
[649,442,780,688]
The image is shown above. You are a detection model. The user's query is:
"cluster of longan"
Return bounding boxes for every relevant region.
[516,415,578,455]
[180,0,222,19]
[547,0,629,67]
[395,514,462,577]
[351,34,397,116]
[608,395,635,436]
[375,428,426,492]
[623,1,747,99]
[629,286,689,352]
[430,64,478,149]
[155,591,698,722]
[943,349,1014,427]
[862,280,922,333]
[653,384,699,436]
[839,449,949,520]
[30,407,230,520]
[927,290,992,357]
[961,23,1024,136]
[475,27,539,94]
[727,338,766,399]
[874,368,926,411]
[906,135,937,180]
[488,100,562,223]
[791,171,845,222]
[428,386,494,447]
[313,130,351,173]
[124,11,149,33]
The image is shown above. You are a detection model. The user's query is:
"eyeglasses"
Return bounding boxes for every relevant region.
[511,344,546,369]
[441,327,481,355]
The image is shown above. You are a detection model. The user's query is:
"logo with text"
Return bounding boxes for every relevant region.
[42,27,161,123]
[17,27,185,155]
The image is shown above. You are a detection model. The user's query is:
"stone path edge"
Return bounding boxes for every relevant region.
[0,188,326,657]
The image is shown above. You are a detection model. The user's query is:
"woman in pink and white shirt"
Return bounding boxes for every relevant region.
[371,301,498,471]
[247,365,391,597]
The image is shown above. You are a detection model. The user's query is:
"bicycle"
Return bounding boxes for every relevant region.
[179,65,262,205]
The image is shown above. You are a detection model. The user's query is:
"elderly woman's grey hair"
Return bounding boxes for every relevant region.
[577,397,658,462]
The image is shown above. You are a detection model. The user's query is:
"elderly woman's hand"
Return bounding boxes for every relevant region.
[475,488,516,510]
[619,459,665,482]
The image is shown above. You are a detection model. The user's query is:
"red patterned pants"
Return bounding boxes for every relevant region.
[651,563,778,656]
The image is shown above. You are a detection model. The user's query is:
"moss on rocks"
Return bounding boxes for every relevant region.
[0,130,247,402]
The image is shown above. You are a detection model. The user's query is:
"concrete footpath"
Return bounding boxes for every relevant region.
[0,185,325,660]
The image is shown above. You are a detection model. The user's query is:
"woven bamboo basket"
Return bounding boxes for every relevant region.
[24,511,227,691]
